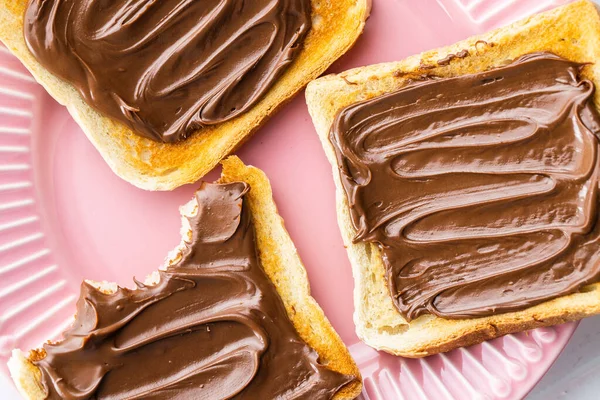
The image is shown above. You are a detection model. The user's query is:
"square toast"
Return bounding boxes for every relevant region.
[0,0,370,190]
[306,0,600,357]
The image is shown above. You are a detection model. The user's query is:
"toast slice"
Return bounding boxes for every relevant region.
[0,0,370,191]
[7,156,362,399]
[306,0,600,357]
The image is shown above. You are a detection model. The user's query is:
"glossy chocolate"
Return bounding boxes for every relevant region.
[331,53,600,321]
[24,0,311,142]
[35,182,352,399]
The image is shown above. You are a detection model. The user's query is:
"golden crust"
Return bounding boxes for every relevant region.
[7,157,361,399]
[7,350,44,400]
[0,0,370,190]
[220,157,361,399]
[306,0,600,357]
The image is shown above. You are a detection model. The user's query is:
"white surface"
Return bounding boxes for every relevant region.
[527,316,600,400]
[0,373,17,399]
[524,0,600,399]
[2,1,600,397]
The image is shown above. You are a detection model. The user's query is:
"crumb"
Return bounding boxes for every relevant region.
[419,60,436,70]
[341,75,358,85]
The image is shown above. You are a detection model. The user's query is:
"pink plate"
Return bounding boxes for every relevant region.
[0,0,581,399]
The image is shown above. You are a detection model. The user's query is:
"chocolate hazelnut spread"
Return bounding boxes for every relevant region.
[34,182,353,399]
[330,53,600,321]
[437,50,470,66]
[23,0,311,143]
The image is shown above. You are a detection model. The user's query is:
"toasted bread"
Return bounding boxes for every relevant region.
[7,156,362,399]
[306,0,600,357]
[0,0,370,190]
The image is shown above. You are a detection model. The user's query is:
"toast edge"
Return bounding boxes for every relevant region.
[7,157,362,399]
[306,0,600,357]
[0,0,370,191]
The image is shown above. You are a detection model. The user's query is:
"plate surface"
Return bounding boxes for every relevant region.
[0,0,581,399]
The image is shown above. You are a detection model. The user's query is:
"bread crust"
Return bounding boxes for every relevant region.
[0,0,370,190]
[306,0,600,357]
[7,157,362,399]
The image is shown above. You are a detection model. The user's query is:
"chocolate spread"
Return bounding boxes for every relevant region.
[330,53,600,321]
[24,0,311,143]
[35,182,353,399]
[437,50,470,66]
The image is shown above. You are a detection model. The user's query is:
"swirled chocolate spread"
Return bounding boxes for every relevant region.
[330,52,600,321]
[34,182,352,399]
[23,0,311,142]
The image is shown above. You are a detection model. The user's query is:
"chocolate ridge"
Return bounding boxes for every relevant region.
[24,0,311,142]
[35,182,352,399]
[330,52,600,321]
